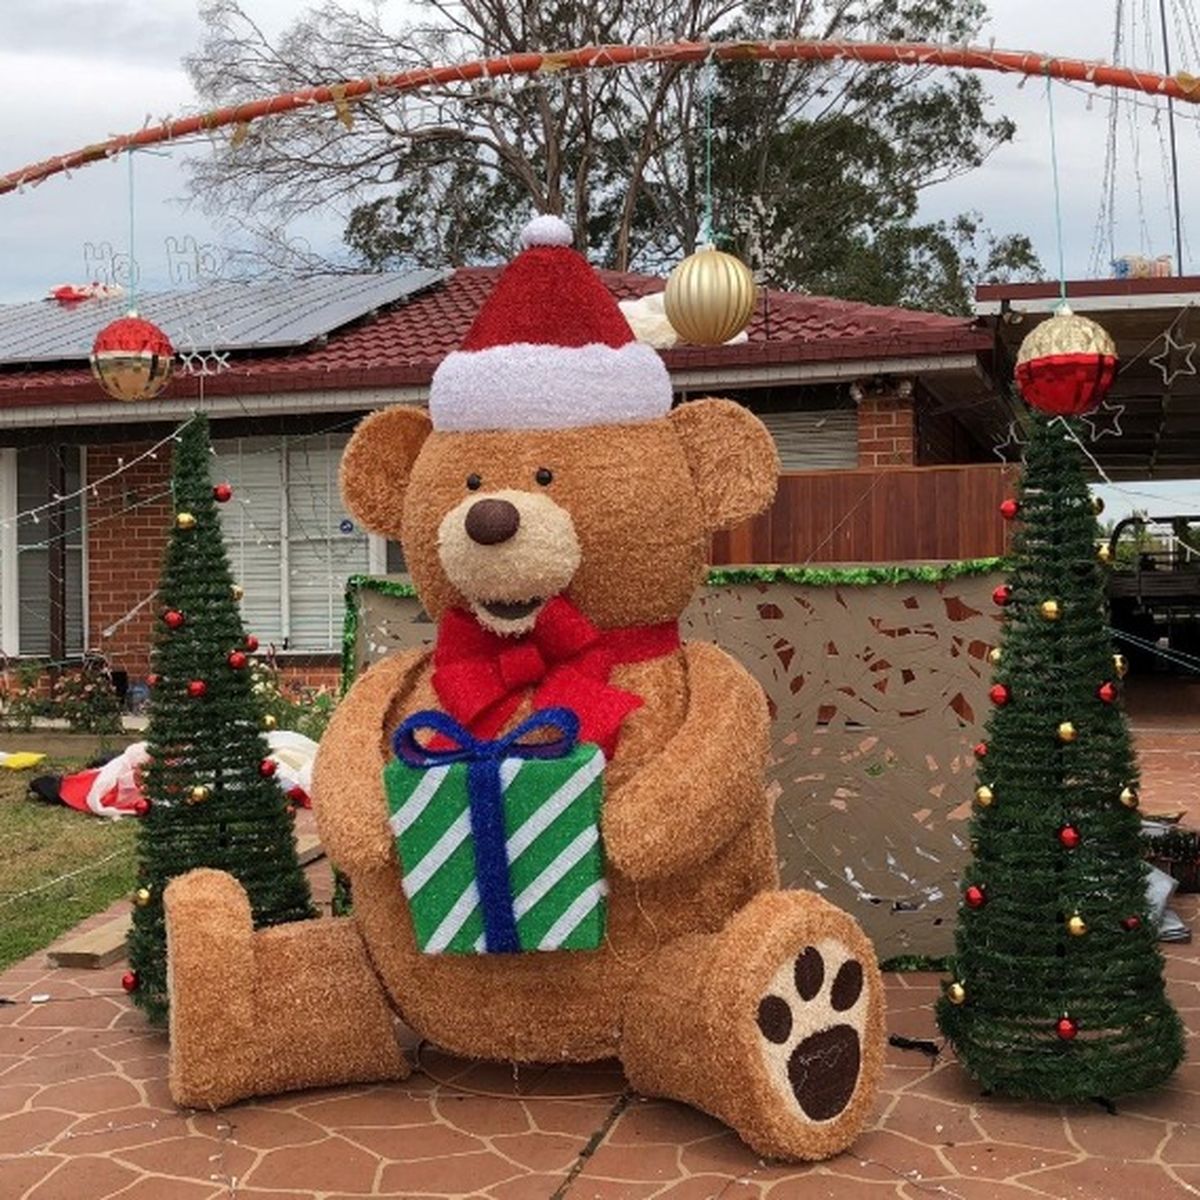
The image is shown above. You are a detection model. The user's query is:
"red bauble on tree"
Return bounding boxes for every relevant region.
[259,758,277,778]
[999,498,1020,521]
[973,741,988,759]
[121,970,139,993]
[187,679,207,699]
[227,650,248,670]
[964,884,987,909]
[989,683,1011,706]
[1058,824,1081,850]
[1097,681,1118,704]
[1056,1016,1079,1041]
[244,635,259,652]
[163,610,185,630]
[90,315,175,402]
[1014,306,1118,416]
[1122,915,1142,932]
[992,584,1012,607]
[213,482,233,503]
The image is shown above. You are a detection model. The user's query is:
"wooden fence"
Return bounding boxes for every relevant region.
[712,464,1019,565]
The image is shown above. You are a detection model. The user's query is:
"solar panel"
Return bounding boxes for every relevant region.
[0,270,450,364]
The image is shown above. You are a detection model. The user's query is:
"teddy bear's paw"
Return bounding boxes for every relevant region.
[756,939,869,1123]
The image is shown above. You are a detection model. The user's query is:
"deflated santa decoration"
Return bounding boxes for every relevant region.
[163,215,885,1162]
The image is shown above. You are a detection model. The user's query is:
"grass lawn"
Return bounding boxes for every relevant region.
[0,733,140,972]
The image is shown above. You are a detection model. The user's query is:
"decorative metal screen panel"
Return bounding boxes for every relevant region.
[348,570,1003,960]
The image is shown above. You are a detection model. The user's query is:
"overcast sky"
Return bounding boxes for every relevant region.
[2,0,1199,512]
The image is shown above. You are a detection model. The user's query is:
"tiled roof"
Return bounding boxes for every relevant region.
[0,267,990,409]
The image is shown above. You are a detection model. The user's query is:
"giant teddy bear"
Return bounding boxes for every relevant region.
[163,215,885,1161]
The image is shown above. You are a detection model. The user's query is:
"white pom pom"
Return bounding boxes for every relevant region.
[521,214,574,248]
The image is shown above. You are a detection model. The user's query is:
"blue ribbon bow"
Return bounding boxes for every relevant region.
[393,707,581,953]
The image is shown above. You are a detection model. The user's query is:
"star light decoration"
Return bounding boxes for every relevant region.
[1149,331,1198,388]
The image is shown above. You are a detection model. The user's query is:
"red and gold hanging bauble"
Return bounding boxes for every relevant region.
[663,245,758,345]
[1015,305,1117,416]
[90,314,174,402]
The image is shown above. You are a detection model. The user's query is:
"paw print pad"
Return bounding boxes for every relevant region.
[756,939,867,1122]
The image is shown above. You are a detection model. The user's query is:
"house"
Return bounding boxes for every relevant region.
[0,267,1017,690]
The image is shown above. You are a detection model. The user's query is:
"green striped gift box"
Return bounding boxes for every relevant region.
[383,743,607,955]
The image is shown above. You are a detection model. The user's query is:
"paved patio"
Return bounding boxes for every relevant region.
[1,699,1197,1200]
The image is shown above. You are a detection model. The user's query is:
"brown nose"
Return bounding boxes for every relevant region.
[465,498,521,545]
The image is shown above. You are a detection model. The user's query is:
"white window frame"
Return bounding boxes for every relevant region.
[0,449,17,656]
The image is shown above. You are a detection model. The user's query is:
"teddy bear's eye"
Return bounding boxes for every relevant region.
[466,473,482,491]
[535,467,553,486]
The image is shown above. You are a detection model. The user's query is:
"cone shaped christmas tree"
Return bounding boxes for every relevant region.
[937,408,1183,1100]
[126,414,315,1023]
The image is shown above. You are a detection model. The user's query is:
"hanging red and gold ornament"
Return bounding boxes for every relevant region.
[90,313,175,402]
[1014,304,1118,416]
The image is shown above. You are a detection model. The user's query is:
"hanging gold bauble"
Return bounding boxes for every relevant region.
[1066,913,1088,937]
[946,981,967,1006]
[987,647,1002,666]
[1120,786,1139,809]
[263,713,278,730]
[974,784,994,808]
[175,511,196,530]
[188,784,210,805]
[231,583,245,601]
[1040,599,1061,621]
[1113,653,1129,679]
[134,886,152,907]
[1092,496,1105,516]
[663,245,758,346]
[1097,542,1113,564]
[1057,721,1078,743]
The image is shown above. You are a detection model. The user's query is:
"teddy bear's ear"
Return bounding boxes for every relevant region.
[339,405,432,538]
[669,398,780,531]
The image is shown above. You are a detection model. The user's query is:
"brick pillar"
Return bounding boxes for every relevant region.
[87,441,173,678]
[857,390,916,467]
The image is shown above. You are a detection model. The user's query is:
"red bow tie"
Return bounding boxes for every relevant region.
[431,596,680,758]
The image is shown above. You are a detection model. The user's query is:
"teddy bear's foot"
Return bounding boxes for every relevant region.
[621,888,885,1162]
[165,868,409,1109]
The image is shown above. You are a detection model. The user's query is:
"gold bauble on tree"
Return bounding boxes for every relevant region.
[134,886,152,907]
[188,784,210,805]
[1040,599,1061,621]
[1114,653,1129,679]
[1097,542,1113,564]
[987,647,1002,666]
[263,713,278,731]
[663,245,757,345]
[1057,721,1078,743]
[175,511,196,531]
[231,583,245,601]
[1120,786,1139,810]
[946,981,967,1005]
[1067,913,1088,937]
[974,784,994,808]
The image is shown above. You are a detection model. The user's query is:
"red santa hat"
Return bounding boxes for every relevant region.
[429,215,672,432]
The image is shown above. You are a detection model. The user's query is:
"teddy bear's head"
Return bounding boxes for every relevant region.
[340,218,778,634]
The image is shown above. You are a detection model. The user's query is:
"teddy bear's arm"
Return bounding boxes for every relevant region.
[312,648,431,872]
[602,640,769,882]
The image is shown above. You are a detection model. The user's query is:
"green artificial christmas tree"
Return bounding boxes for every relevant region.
[937,405,1183,1101]
[126,414,315,1022]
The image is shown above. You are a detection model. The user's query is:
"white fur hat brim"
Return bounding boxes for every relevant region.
[428,340,673,432]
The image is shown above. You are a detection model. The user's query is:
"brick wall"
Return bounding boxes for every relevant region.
[857,391,916,466]
[87,441,173,678]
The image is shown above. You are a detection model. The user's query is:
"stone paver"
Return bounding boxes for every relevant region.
[0,721,1196,1198]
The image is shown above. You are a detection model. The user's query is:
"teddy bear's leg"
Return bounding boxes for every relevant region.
[620,888,886,1162]
[165,868,409,1109]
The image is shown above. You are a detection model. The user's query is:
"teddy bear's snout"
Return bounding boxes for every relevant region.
[465,497,521,545]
